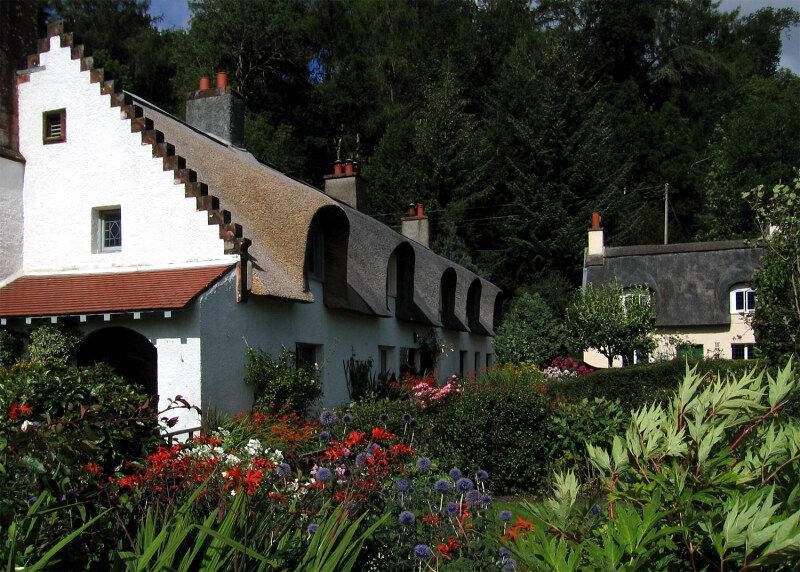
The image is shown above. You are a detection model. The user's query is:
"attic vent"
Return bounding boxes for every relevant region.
[43,109,66,144]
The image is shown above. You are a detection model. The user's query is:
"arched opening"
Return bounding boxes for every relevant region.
[439,268,464,330]
[304,206,350,308]
[493,292,504,332]
[389,243,416,321]
[466,279,490,335]
[76,327,157,396]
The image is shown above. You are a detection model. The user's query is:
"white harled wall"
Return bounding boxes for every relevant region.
[17,37,237,275]
[197,273,495,416]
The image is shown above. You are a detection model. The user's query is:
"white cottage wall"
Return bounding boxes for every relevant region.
[17,37,236,275]
[76,306,204,432]
[197,273,495,416]
[0,158,24,282]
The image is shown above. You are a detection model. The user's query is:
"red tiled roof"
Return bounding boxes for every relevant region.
[0,266,233,317]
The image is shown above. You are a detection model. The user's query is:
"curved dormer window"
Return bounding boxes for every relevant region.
[305,225,325,282]
[466,279,482,331]
[730,285,755,314]
[388,244,416,320]
[439,268,457,324]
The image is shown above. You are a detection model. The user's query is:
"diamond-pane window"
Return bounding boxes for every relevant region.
[101,209,121,251]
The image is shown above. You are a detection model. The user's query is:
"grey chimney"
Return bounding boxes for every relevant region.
[185,72,244,147]
[323,159,368,212]
[401,203,429,248]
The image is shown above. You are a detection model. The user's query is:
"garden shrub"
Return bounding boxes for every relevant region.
[433,366,558,495]
[0,328,23,366]
[245,346,322,417]
[511,361,800,570]
[26,323,81,364]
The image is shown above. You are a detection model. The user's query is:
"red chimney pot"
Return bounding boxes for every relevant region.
[408,204,416,216]
[333,160,344,175]
[216,72,228,88]
[344,158,354,174]
[416,204,424,218]
[199,76,210,90]
[592,212,601,228]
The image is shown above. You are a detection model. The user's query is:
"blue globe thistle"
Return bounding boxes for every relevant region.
[276,463,291,478]
[499,547,512,557]
[434,479,451,494]
[307,523,319,535]
[355,453,370,469]
[502,557,518,570]
[342,413,353,424]
[476,469,489,481]
[345,501,357,513]
[399,510,416,526]
[315,467,332,483]
[413,544,433,561]
[416,457,432,472]
[446,502,458,515]
[465,489,484,507]
[380,488,391,497]
[499,509,513,522]
[319,410,337,426]
[484,495,493,506]
[319,430,331,442]
[396,477,411,492]
[456,477,474,492]
[367,443,381,455]
[408,418,419,429]
[589,503,602,517]
[449,468,462,480]
[402,413,412,423]
[379,413,390,423]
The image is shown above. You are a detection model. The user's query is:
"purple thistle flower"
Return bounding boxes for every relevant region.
[408,418,419,429]
[456,477,474,492]
[476,469,489,481]
[367,443,381,455]
[448,468,462,480]
[589,503,602,517]
[315,467,332,483]
[342,413,353,424]
[413,544,433,561]
[446,502,458,515]
[307,523,319,535]
[484,495,493,506]
[434,479,451,494]
[402,413,412,423]
[499,547,512,557]
[500,510,513,522]
[465,489,484,507]
[399,510,416,526]
[416,457,432,472]
[502,557,518,570]
[319,410,337,426]
[379,413,389,423]
[276,463,291,478]
[319,430,331,442]
[396,477,411,492]
[355,453,369,469]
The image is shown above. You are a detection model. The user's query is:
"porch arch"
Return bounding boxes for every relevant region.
[76,327,157,396]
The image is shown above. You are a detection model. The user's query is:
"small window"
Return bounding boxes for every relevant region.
[474,351,480,373]
[305,227,325,281]
[296,343,319,369]
[43,109,66,144]
[459,350,467,377]
[399,347,418,376]
[485,353,494,369]
[731,344,756,360]
[730,286,755,314]
[378,346,395,382]
[93,207,121,253]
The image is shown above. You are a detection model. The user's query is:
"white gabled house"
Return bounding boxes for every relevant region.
[0,23,502,430]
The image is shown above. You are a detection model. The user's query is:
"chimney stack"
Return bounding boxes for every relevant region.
[323,159,368,212]
[588,212,604,256]
[401,203,429,248]
[185,73,245,147]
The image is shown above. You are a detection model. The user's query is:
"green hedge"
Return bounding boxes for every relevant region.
[551,359,762,413]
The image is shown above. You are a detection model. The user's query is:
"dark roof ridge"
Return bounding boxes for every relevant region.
[603,239,754,258]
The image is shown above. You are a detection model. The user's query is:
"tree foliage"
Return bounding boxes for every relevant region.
[565,282,656,367]
[492,292,569,366]
[744,170,800,363]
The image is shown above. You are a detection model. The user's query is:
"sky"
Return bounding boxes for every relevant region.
[147,0,800,74]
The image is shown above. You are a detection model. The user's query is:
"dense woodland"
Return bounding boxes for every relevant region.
[39,0,800,308]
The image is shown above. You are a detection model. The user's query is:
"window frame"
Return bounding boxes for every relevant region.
[43,108,66,144]
[93,207,122,253]
[730,286,756,314]
[731,343,756,360]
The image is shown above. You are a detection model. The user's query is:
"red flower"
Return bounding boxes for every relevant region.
[9,403,32,420]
